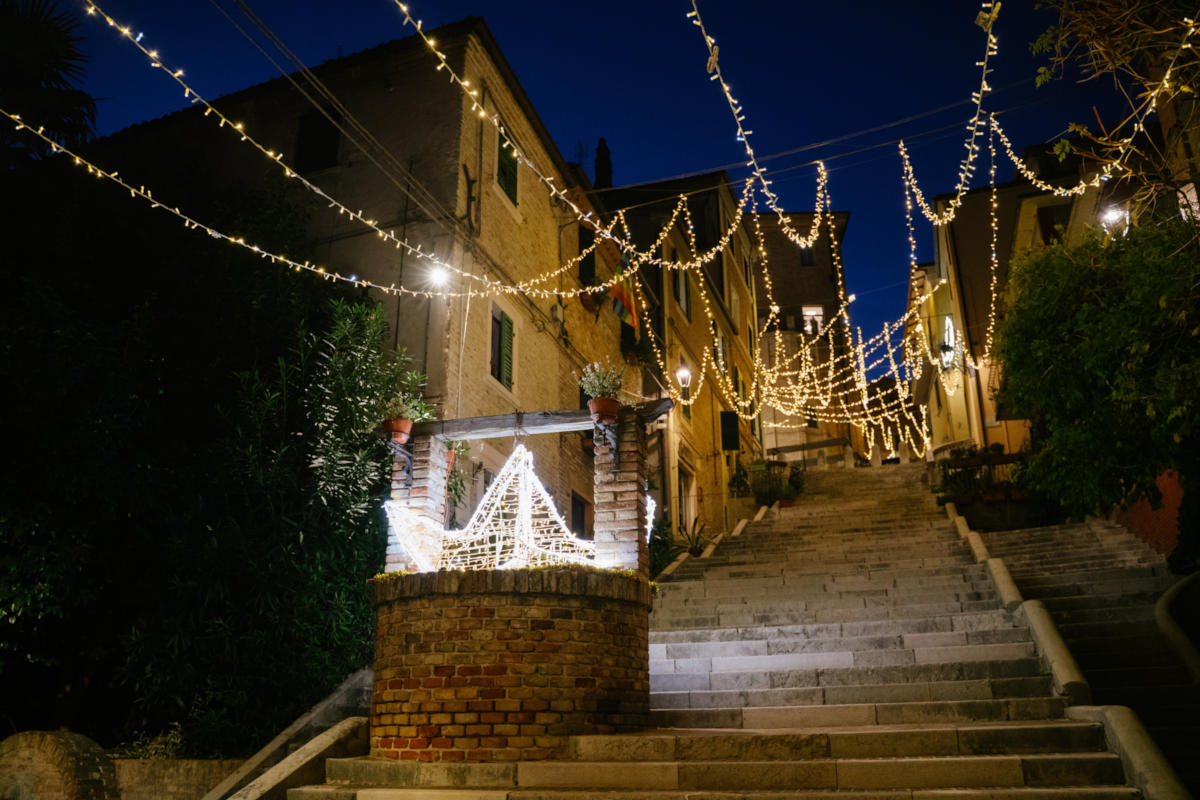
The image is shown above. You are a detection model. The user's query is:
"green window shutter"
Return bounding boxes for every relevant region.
[500,311,514,389]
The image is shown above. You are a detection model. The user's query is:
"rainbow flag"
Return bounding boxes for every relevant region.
[610,255,638,332]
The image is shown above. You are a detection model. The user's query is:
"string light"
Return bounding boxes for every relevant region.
[385,443,595,571]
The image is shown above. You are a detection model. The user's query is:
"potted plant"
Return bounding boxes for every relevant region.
[445,439,470,474]
[679,517,710,557]
[578,357,623,424]
[381,370,435,443]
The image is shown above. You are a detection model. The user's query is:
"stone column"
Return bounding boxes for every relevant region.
[592,407,648,576]
[385,432,448,572]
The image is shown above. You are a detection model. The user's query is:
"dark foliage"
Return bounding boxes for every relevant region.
[995,221,1200,571]
[0,152,392,754]
[0,0,96,166]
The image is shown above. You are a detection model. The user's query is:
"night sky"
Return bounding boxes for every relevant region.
[75,0,1118,339]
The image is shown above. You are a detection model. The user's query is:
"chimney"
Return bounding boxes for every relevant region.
[594,137,612,189]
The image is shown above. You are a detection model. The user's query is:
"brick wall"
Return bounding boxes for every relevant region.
[369,568,650,762]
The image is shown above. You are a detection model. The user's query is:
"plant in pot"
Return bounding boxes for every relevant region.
[381,370,434,442]
[444,439,470,473]
[679,517,710,557]
[578,357,623,425]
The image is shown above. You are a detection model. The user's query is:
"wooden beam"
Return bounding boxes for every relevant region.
[410,399,675,442]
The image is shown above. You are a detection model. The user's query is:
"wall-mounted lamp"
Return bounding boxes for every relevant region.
[675,365,692,390]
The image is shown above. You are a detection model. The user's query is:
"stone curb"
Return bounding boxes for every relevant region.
[1065,705,1192,800]
[653,510,764,580]
[984,557,1023,612]
[1020,599,1091,706]
[205,670,369,800]
[952,514,1092,707]
[1156,571,1200,684]
[230,716,367,800]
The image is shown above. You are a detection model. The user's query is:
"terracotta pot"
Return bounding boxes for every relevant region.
[580,292,601,314]
[383,417,414,443]
[587,396,621,425]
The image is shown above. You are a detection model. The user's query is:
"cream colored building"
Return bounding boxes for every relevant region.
[908,151,1105,458]
[102,17,631,531]
[605,172,762,541]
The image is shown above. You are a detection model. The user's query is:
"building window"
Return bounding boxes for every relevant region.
[490,305,514,389]
[673,261,691,320]
[571,492,591,540]
[679,355,691,421]
[578,225,595,286]
[802,305,824,335]
[743,254,751,286]
[496,125,518,205]
[730,290,741,335]
[798,247,816,267]
[294,110,341,173]
[807,417,819,429]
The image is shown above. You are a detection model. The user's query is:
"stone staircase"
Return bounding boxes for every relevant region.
[981,520,1200,795]
[288,464,1143,798]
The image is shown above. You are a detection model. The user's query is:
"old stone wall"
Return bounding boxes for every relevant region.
[369,568,650,762]
[114,759,243,800]
[0,731,120,800]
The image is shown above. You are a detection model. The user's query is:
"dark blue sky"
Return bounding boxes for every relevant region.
[75,0,1117,338]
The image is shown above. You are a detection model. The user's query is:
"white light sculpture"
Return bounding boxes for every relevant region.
[385,443,595,571]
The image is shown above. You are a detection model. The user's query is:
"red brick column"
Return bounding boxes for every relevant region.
[592,407,648,577]
[370,568,651,762]
[386,432,448,572]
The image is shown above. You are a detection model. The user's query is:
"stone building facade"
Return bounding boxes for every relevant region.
[753,211,856,466]
[603,172,762,542]
[98,17,633,533]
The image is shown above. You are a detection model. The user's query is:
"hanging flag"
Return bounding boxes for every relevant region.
[609,253,639,333]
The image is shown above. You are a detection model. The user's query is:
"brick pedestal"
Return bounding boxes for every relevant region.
[386,432,449,572]
[369,568,651,762]
[592,407,648,576]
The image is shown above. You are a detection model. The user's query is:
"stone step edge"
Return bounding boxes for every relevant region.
[290,788,1140,800]
[319,751,1125,791]
[648,675,1053,705]
[1066,705,1192,800]
[648,696,1066,729]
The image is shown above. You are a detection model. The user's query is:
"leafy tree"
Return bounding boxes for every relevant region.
[1032,0,1199,215]
[0,0,96,167]
[0,150,401,753]
[995,220,1200,572]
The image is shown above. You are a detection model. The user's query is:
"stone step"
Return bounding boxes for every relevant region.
[311,751,1124,792]
[1090,683,1200,707]
[651,601,1008,631]
[1041,592,1166,612]
[650,610,1020,643]
[1085,664,1192,687]
[654,589,999,614]
[649,696,1068,729]
[651,641,1037,676]
[650,628,1029,661]
[650,675,1052,709]
[568,721,1107,760]
[1048,604,1157,626]
[294,788,1139,799]
[650,657,1047,694]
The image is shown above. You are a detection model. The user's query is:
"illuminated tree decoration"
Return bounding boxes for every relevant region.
[384,443,595,572]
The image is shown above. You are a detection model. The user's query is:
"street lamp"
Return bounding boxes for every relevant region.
[429,266,449,287]
[675,365,691,390]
